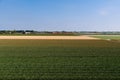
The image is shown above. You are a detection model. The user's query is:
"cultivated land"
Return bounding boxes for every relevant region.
[90,35,120,40]
[0,35,100,40]
[0,39,119,80]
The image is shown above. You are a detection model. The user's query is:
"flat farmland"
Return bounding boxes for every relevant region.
[90,35,120,40]
[0,39,120,80]
[0,35,99,40]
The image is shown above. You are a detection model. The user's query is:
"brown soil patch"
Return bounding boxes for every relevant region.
[0,35,100,40]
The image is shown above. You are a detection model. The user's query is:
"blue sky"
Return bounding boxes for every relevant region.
[0,0,120,31]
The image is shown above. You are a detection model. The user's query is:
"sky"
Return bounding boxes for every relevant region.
[0,0,120,31]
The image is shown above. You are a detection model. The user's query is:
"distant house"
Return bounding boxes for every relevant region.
[25,30,34,34]
[52,31,60,34]
[25,32,31,34]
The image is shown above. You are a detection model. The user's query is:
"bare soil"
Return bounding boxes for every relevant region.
[0,35,100,40]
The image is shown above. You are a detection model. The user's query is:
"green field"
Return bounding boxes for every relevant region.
[0,39,120,80]
[90,35,120,40]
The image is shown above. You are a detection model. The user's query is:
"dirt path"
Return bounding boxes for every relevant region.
[0,35,100,40]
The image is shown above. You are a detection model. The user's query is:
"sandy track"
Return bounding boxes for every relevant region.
[0,36,100,40]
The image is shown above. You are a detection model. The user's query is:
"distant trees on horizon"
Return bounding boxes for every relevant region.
[0,30,119,35]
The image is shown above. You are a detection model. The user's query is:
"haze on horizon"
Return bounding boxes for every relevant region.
[0,0,120,31]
